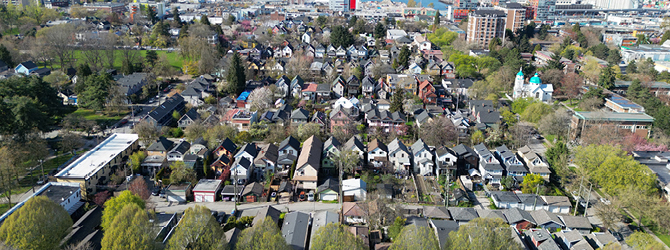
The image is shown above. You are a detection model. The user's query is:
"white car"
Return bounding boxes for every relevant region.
[600,198,611,205]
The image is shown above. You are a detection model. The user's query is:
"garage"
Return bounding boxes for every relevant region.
[192,179,223,203]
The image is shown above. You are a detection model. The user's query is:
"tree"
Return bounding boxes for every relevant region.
[145,50,158,68]
[172,7,182,27]
[397,45,411,69]
[59,131,84,154]
[390,88,404,113]
[184,123,207,142]
[627,60,638,74]
[538,109,571,139]
[520,173,544,194]
[0,196,72,250]
[619,185,659,228]
[200,15,210,25]
[560,72,582,102]
[471,130,485,145]
[167,206,226,250]
[145,7,158,24]
[582,56,602,83]
[170,161,197,184]
[407,0,417,7]
[0,44,14,68]
[374,22,387,40]
[626,232,665,250]
[128,176,151,201]
[330,25,354,48]
[537,24,550,40]
[128,151,147,174]
[433,10,440,31]
[546,53,564,70]
[594,200,623,231]
[419,117,457,146]
[101,203,156,250]
[236,217,291,250]
[388,217,406,241]
[598,65,616,90]
[390,225,439,250]
[316,15,327,28]
[76,73,113,111]
[226,52,246,96]
[36,24,75,69]
[311,223,366,250]
[134,120,159,145]
[520,102,553,123]
[446,218,523,250]
[101,190,146,230]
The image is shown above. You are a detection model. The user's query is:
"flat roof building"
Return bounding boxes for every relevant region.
[56,134,140,197]
[0,182,83,224]
[570,111,654,139]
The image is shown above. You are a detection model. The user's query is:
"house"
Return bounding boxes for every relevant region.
[429,219,460,250]
[559,215,593,234]
[167,141,191,162]
[293,136,323,190]
[165,184,192,204]
[361,76,377,97]
[290,75,305,97]
[192,179,223,202]
[452,144,478,175]
[447,207,479,225]
[213,138,237,159]
[555,230,593,250]
[366,108,406,133]
[517,193,548,211]
[310,211,338,246]
[490,191,520,209]
[282,211,310,250]
[253,205,282,226]
[144,94,186,127]
[347,75,360,96]
[531,209,565,232]
[503,208,536,230]
[321,137,340,175]
[230,157,252,184]
[317,178,339,201]
[220,185,243,201]
[542,196,572,214]
[586,232,620,249]
[468,100,501,129]
[344,136,366,164]
[254,144,278,178]
[302,32,311,44]
[423,206,451,220]
[189,137,208,158]
[234,143,259,164]
[386,29,408,40]
[210,154,231,177]
[241,182,264,202]
[116,72,148,97]
[343,178,367,201]
[525,229,560,249]
[329,107,355,132]
[291,108,310,125]
[418,80,438,104]
[301,83,318,100]
[181,86,205,107]
[434,146,457,176]
[278,136,300,173]
[388,138,411,173]
[343,202,367,224]
[367,139,388,170]
[276,75,291,98]
[146,137,174,157]
[311,111,328,127]
[495,145,527,177]
[177,109,200,128]
[315,85,331,103]
[14,61,38,75]
[412,139,434,176]
[518,145,551,181]
[332,76,346,98]
[477,210,508,224]
[473,143,503,186]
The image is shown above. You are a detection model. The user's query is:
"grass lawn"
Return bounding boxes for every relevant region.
[0,204,11,215]
[41,50,184,71]
[2,28,19,36]
[0,186,32,199]
[545,134,557,143]
[655,231,670,247]
[73,109,128,126]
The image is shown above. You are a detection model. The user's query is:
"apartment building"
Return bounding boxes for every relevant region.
[496,2,526,32]
[466,10,507,48]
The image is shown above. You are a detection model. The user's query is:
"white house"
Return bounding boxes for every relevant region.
[332,77,346,98]
[343,179,367,201]
[167,141,191,162]
[388,138,411,172]
[302,32,311,44]
[230,157,251,183]
[490,191,520,209]
[473,143,503,185]
[542,196,572,214]
[512,69,553,103]
[434,146,457,176]
[234,143,259,164]
[411,139,434,176]
[344,136,366,161]
[367,139,388,169]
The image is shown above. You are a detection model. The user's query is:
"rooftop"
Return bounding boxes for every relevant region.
[192,179,222,192]
[56,134,138,180]
[573,111,654,122]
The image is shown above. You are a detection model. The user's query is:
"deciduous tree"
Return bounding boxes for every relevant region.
[419,117,457,147]
[167,206,226,250]
[0,196,72,250]
[311,223,366,250]
[101,203,156,250]
[128,176,151,201]
[520,102,553,123]
[626,232,665,250]
[169,161,197,184]
[134,120,160,146]
[101,191,145,230]
[236,216,291,250]
[388,217,406,241]
[390,225,439,250]
[446,218,523,250]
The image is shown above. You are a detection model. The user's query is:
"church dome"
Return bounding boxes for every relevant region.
[516,69,524,76]
[530,73,541,84]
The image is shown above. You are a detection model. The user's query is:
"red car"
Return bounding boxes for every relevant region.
[120,119,128,125]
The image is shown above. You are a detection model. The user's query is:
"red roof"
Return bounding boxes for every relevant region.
[221,109,239,122]
[302,83,318,92]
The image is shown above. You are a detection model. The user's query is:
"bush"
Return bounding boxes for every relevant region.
[170,127,184,137]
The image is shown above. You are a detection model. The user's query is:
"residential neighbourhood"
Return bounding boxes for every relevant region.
[1,0,670,249]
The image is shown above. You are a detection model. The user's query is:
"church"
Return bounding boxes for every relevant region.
[512,69,554,103]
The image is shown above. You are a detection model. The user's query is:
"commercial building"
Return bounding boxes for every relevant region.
[329,0,349,11]
[528,0,555,21]
[496,2,525,32]
[56,134,140,197]
[621,44,670,63]
[570,112,655,139]
[466,10,506,48]
[81,2,127,14]
[604,94,645,113]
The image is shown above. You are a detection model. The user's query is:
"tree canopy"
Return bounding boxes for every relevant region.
[226,52,246,96]
[330,25,354,48]
[75,72,114,111]
[310,223,366,250]
[236,216,291,250]
[101,203,156,250]
[167,205,227,250]
[626,232,665,250]
[0,76,65,136]
[446,218,523,250]
[390,225,439,250]
[520,102,553,123]
[0,196,73,250]
[101,190,146,230]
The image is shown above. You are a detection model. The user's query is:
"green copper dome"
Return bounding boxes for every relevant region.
[516,69,524,76]
[530,73,541,84]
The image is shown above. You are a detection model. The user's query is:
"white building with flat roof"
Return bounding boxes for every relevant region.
[0,182,83,224]
[56,133,139,197]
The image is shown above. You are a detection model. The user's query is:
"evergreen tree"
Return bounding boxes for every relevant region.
[172,7,182,27]
[598,65,616,90]
[661,31,670,45]
[331,25,354,48]
[226,52,246,96]
[179,24,189,39]
[201,15,210,25]
[76,73,113,111]
[627,79,651,101]
[374,22,386,40]
[433,10,440,31]
[145,7,158,25]
[0,44,14,68]
[537,24,550,40]
[397,45,411,69]
[77,64,92,78]
[628,60,638,73]
[560,37,571,50]
[546,53,564,70]
[389,87,404,113]
[145,50,158,67]
[0,196,73,250]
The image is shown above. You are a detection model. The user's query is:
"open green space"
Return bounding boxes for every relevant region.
[1,28,20,36]
[41,50,184,70]
[72,109,128,125]
[0,204,11,215]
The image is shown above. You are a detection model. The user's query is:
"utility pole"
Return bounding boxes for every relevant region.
[444,169,450,207]
[339,158,344,214]
[584,183,592,218]
[234,167,238,212]
[574,176,584,216]
[533,185,539,211]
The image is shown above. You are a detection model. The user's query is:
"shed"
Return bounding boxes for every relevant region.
[241,182,264,202]
[192,179,223,202]
[165,183,192,203]
[220,185,243,201]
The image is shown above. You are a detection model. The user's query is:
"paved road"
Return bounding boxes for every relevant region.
[152,198,341,215]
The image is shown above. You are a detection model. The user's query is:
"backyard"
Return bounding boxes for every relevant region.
[72,109,128,127]
[39,50,184,71]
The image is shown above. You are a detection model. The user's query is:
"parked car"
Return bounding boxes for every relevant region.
[299,191,306,201]
[609,229,623,241]
[270,192,277,201]
[152,187,161,196]
[120,119,128,125]
[600,198,611,205]
[307,191,314,201]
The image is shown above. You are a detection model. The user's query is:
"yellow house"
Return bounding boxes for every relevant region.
[56,133,140,197]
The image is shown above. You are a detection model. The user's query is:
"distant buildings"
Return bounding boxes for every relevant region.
[466,10,506,48]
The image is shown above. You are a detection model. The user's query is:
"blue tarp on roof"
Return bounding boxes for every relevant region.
[237,91,251,101]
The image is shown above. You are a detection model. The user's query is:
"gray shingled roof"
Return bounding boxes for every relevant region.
[503,208,536,225]
[448,207,479,221]
[282,211,310,250]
